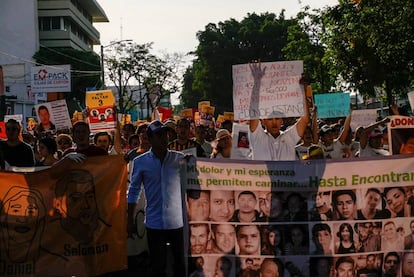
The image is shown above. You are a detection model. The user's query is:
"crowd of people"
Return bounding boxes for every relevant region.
[1,65,414,277]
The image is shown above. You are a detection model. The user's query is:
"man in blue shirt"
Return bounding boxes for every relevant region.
[127,120,185,277]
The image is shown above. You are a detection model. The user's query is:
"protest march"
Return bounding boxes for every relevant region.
[0,60,414,277]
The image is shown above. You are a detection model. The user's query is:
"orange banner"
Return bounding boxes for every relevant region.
[0,155,128,277]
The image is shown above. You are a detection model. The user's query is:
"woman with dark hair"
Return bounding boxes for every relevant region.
[36,137,58,166]
[335,223,356,254]
[357,188,391,220]
[312,223,333,255]
[384,186,409,217]
[261,226,284,256]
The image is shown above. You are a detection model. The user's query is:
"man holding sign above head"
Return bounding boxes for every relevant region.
[247,61,310,161]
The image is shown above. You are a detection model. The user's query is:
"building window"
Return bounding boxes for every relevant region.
[64,18,70,31]
[39,17,65,31]
[6,106,12,115]
[51,17,60,30]
[40,17,51,31]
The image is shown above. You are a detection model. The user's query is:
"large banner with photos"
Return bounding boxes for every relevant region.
[183,155,414,277]
[0,156,128,277]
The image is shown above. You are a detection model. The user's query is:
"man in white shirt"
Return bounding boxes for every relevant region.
[248,62,310,161]
[318,115,352,159]
[359,117,390,157]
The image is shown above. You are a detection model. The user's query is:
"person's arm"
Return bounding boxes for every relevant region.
[311,106,319,144]
[248,61,266,133]
[295,75,310,137]
[127,203,137,238]
[337,115,352,144]
[127,161,144,238]
[112,108,123,155]
[359,117,390,149]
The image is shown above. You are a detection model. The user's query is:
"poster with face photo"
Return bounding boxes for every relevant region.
[182,153,414,277]
[34,99,71,133]
[230,123,252,160]
[388,115,414,155]
[85,90,116,132]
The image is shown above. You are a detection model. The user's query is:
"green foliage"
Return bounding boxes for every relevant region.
[321,0,414,106]
[182,12,300,114]
[33,47,101,106]
[283,7,336,94]
[103,42,185,114]
[182,1,414,113]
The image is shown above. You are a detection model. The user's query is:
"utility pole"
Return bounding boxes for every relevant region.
[100,39,132,89]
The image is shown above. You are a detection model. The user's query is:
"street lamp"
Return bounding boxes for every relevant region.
[100,39,132,89]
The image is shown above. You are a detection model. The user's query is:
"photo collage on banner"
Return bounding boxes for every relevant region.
[184,157,414,277]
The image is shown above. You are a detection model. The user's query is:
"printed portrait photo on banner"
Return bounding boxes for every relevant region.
[187,189,210,222]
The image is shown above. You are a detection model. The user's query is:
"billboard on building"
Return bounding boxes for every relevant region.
[31,65,71,93]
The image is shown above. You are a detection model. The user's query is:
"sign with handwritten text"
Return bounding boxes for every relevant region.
[314,92,350,118]
[232,61,304,120]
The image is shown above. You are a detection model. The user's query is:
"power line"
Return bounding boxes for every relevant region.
[0,49,100,74]
[39,44,101,69]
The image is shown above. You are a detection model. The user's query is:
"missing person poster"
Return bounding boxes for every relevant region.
[0,156,128,277]
[34,100,72,133]
[85,90,117,132]
[183,155,414,277]
[388,115,414,155]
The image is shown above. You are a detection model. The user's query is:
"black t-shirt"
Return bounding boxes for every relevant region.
[0,140,35,167]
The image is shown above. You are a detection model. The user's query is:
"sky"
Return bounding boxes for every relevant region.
[94,0,338,55]
[94,0,338,104]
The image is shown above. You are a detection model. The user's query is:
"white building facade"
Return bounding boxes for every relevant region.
[0,0,108,126]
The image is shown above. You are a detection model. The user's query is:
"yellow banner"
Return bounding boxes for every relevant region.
[223,112,234,122]
[85,90,115,107]
[0,156,128,277]
[85,90,117,132]
[180,109,193,119]
[198,101,210,111]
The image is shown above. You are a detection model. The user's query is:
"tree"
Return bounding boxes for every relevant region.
[180,66,203,108]
[33,47,101,107]
[103,42,185,115]
[182,12,298,114]
[321,0,414,106]
[283,7,336,94]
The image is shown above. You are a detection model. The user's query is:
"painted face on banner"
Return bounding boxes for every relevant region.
[6,194,41,244]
